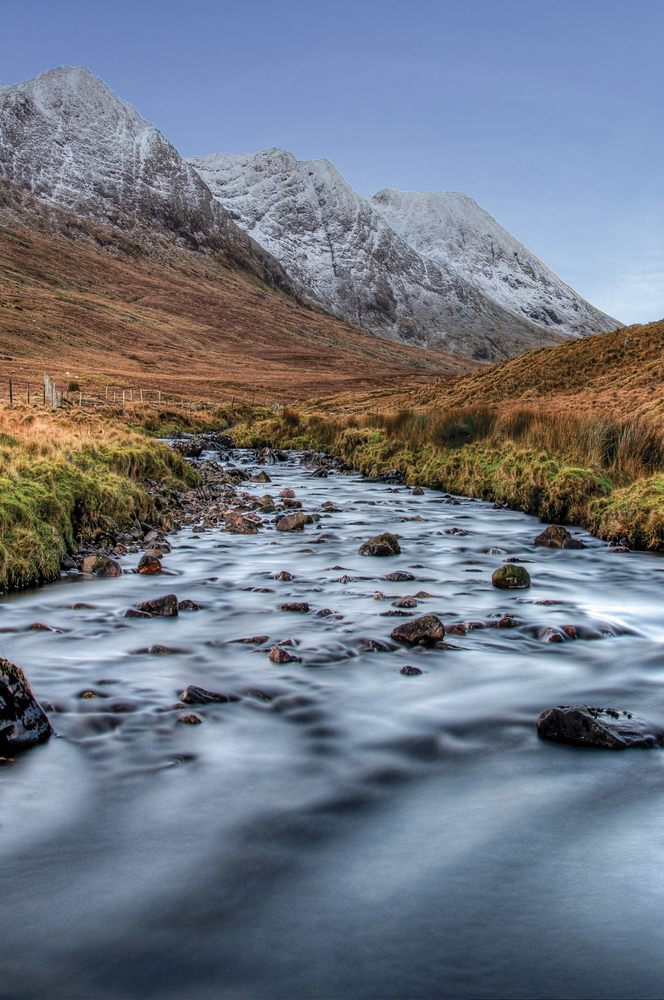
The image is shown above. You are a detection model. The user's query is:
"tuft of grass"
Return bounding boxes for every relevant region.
[0,404,200,590]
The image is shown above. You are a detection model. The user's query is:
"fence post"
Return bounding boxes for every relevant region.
[140,388,143,403]
[27,383,29,404]
[123,390,125,406]
[105,386,108,402]
[8,379,12,405]
[79,390,82,406]
[130,389,133,403]
[158,391,161,403]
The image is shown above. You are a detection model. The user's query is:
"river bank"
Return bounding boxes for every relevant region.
[232,404,664,550]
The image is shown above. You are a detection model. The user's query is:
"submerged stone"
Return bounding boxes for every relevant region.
[135,594,179,617]
[534,525,585,549]
[359,533,401,557]
[0,659,52,752]
[391,614,446,646]
[181,685,239,704]
[537,705,664,749]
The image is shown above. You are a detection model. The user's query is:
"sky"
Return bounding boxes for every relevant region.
[1,0,662,325]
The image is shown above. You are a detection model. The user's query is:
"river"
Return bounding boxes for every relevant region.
[2,449,664,999]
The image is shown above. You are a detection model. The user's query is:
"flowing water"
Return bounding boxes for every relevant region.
[2,451,664,999]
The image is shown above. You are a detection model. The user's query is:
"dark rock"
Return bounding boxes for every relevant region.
[143,529,165,546]
[172,440,203,458]
[279,488,295,498]
[537,705,664,749]
[411,486,424,495]
[414,591,432,599]
[181,685,239,704]
[275,571,293,581]
[60,553,76,570]
[225,513,259,534]
[251,471,272,483]
[177,713,203,725]
[283,497,303,508]
[178,599,199,611]
[279,602,309,613]
[385,571,414,582]
[237,635,269,644]
[492,616,521,629]
[0,659,53,752]
[135,594,179,617]
[276,512,307,532]
[534,525,585,549]
[124,608,152,618]
[400,665,423,675]
[310,467,328,477]
[433,641,462,649]
[447,527,468,536]
[147,645,181,655]
[562,625,578,639]
[392,596,418,608]
[30,622,56,631]
[445,623,468,636]
[72,603,95,610]
[269,645,300,663]
[391,614,446,646]
[359,533,401,557]
[138,554,162,575]
[540,628,565,643]
[314,608,335,618]
[492,564,531,589]
[381,610,415,617]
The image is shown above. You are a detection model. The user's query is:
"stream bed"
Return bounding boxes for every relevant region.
[2,450,664,999]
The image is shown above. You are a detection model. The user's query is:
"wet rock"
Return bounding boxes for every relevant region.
[80,555,123,577]
[251,471,272,483]
[487,546,507,555]
[72,603,95,610]
[540,628,566,643]
[61,553,76,570]
[172,440,203,458]
[414,591,432,599]
[225,513,259,534]
[148,645,181,655]
[177,713,203,725]
[537,705,664,749]
[445,623,468,636]
[143,543,170,556]
[391,614,446,646]
[279,488,295,498]
[135,594,179,617]
[275,571,293,581]
[181,685,239,704]
[0,660,52,751]
[359,638,391,652]
[373,591,385,600]
[412,486,424,495]
[276,512,307,532]
[381,610,415,617]
[338,574,353,584]
[79,690,104,699]
[279,602,310,613]
[310,467,328,478]
[283,498,303,509]
[124,608,152,618]
[237,635,269,644]
[359,533,401,557]
[400,665,423,675]
[534,525,585,549]
[492,616,521,629]
[392,596,418,608]
[385,571,414,582]
[143,529,165,546]
[434,641,462,649]
[269,645,301,663]
[562,625,578,639]
[138,554,162,575]
[30,622,56,632]
[178,599,199,611]
[492,564,531,589]
[609,546,630,553]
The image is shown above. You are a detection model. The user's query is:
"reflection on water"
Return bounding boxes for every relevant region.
[2,452,664,998]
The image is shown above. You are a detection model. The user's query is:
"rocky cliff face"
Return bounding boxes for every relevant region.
[0,67,293,290]
[190,148,618,360]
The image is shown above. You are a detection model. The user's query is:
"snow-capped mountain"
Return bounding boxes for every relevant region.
[0,67,292,290]
[190,148,618,360]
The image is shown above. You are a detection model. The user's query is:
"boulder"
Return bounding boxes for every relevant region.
[392,596,418,608]
[251,471,272,483]
[135,594,179,617]
[310,467,328,478]
[0,659,53,752]
[391,614,446,646]
[492,565,531,589]
[279,488,295,498]
[81,555,123,576]
[238,635,269,644]
[225,514,259,534]
[400,665,423,675]
[181,685,239,704]
[124,608,152,618]
[537,705,664,749]
[278,602,310,613]
[178,599,200,611]
[534,525,585,549]
[359,533,401,557]
[412,487,424,496]
[269,645,300,663]
[492,616,521,629]
[275,571,293,581]
[138,554,162,575]
[177,713,203,724]
[276,512,307,532]
[283,498,303,509]
[385,571,414,582]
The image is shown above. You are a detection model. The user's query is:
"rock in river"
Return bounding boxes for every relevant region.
[400,665,423,675]
[0,659,52,752]
[276,512,307,532]
[492,565,531,589]
[80,555,123,577]
[359,533,401,557]
[385,571,414,582]
[269,645,300,663]
[534,525,585,549]
[135,594,179,617]
[279,602,310,613]
[391,614,446,646]
[537,705,664,749]
[181,685,239,704]
[138,554,162,575]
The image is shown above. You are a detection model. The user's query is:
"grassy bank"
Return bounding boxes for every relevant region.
[0,404,200,590]
[233,404,664,549]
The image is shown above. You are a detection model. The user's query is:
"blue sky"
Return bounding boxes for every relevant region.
[1,0,662,324]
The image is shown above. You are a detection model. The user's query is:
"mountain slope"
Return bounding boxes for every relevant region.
[189,148,618,361]
[0,66,292,291]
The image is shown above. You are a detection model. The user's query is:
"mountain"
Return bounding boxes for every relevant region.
[189,148,619,361]
[0,66,292,291]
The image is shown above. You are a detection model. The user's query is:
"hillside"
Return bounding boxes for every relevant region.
[0,203,478,402]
